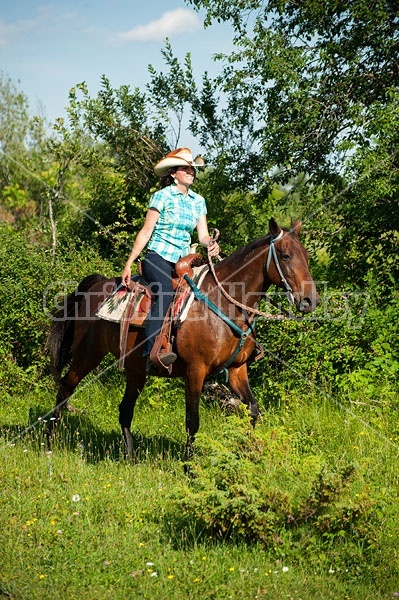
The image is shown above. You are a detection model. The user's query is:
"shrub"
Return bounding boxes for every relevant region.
[165,411,375,555]
[0,224,116,390]
[251,280,399,406]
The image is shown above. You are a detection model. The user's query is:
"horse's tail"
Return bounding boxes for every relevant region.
[47,274,106,380]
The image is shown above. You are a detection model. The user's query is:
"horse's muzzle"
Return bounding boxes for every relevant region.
[297,291,319,313]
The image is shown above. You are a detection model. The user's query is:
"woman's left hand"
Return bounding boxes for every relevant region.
[207,239,220,258]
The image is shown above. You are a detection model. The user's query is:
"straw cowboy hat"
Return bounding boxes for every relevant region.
[154,147,205,177]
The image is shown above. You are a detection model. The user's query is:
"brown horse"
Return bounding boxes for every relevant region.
[47,218,318,460]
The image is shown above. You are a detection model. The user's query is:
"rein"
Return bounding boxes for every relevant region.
[206,229,293,320]
[183,274,257,378]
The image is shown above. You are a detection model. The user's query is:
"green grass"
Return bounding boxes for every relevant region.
[1,375,398,599]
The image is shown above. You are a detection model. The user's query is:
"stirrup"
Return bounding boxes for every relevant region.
[146,352,177,374]
[158,352,177,368]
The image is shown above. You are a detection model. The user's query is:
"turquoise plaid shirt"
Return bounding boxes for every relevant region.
[147,184,207,263]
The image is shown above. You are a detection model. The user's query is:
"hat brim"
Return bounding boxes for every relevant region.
[154,156,204,177]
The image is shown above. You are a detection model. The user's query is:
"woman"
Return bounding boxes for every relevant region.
[121,148,220,372]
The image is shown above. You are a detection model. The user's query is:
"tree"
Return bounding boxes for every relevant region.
[0,72,30,187]
[0,72,48,225]
[186,0,399,181]
[147,0,399,286]
[325,89,399,287]
[48,77,167,259]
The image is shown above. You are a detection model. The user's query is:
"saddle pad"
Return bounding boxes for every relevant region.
[174,264,209,324]
[96,284,147,323]
[96,265,209,326]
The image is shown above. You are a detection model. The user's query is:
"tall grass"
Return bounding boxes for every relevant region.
[1,376,398,599]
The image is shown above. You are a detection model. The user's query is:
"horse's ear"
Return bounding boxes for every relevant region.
[291,219,302,236]
[269,217,281,238]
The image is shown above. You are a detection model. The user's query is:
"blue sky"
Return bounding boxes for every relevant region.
[1,1,234,136]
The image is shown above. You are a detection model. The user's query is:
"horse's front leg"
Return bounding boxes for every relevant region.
[228,363,259,426]
[184,366,206,463]
[118,368,146,461]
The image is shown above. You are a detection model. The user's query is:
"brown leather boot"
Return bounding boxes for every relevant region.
[146,352,177,374]
[158,351,177,368]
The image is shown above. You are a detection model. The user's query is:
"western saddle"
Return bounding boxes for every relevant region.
[118,253,205,373]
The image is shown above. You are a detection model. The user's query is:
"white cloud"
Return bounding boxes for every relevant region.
[111,8,202,44]
[0,19,8,48]
[0,16,30,47]
[0,7,82,47]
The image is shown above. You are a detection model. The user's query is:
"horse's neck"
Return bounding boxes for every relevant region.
[214,239,270,308]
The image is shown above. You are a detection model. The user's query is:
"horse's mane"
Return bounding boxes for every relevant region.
[218,235,271,268]
[219,225,299,267]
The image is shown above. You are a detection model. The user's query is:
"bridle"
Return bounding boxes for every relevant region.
[266,229,295,306]
[206,229,295,320]
[182,230,295,377]
[180,229,303,377]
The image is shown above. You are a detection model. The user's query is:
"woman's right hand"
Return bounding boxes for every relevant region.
[121,265,131,287]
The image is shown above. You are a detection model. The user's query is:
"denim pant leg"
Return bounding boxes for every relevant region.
[141,252,175,357]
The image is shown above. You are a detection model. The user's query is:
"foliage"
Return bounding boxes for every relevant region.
[166,412,378,570]
[147,42,199,149]
[0,224,116,391]
[186,0,399,180]
[44,77,167,259]
[147,40,267,194]
[0,72,50,227]
[147,2,399,287]
[67,77,164,191]
[0,225,52,372]
[1,383,399,598]
[1,183,36,224]
[325,89,399,287]
[0,1,399,593]
[0,72,31,187]
[251,278,399,407]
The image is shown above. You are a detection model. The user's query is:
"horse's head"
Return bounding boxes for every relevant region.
[266,218,319,313]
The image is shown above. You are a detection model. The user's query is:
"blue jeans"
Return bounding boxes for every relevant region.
[141,251,175,357]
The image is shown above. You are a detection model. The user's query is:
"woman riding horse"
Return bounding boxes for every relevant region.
[47,215,318,462]
[120,148,220,373]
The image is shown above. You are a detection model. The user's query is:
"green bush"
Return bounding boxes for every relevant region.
[164,407,399,585]
[0,224,116,390]
[166,411,372,542]
[251,280,399,406]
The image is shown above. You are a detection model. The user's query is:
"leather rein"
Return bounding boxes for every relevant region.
[207,229,294,320]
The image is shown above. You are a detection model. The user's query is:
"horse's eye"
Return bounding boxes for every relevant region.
[281,253,291,260]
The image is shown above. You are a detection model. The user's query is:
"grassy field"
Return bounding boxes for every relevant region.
[1,372,398,599]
